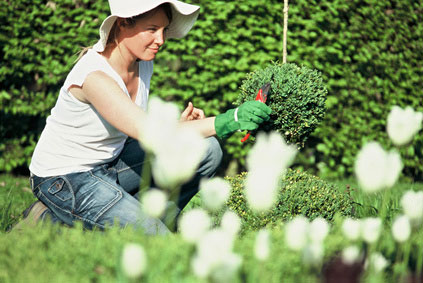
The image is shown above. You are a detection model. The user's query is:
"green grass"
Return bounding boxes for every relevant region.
[329,178,423,221]
[0,174,37,231]
[2,173,423,232]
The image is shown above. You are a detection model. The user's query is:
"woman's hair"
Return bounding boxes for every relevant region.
[75,3,172,61]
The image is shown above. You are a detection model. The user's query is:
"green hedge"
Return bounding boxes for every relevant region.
[0,0,109,171]
[1,0,422,180]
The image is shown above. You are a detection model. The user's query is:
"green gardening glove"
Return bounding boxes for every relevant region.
[215,101,272,139]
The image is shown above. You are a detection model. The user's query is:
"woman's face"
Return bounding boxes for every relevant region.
[118,7,170,61]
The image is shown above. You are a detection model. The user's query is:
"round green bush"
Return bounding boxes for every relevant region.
[223,168,354,232]
[236,62,327,148]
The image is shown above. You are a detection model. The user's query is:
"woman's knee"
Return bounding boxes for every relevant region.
[200,137,223,177]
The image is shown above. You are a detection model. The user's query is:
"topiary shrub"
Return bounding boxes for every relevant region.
[235,62,327,148]
[223,168,354,232]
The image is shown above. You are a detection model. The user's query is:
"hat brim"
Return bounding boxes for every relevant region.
[93,0,200,52]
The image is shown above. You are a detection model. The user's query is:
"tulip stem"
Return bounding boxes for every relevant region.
[139,151,152,195]
[164,185,182,231]
[402,240,411,277]
[378,189,391,222]
[416,232,423,277]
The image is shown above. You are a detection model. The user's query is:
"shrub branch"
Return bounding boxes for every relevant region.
[283,0,289,63]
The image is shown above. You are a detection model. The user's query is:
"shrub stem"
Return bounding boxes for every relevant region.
[283,0,289,63]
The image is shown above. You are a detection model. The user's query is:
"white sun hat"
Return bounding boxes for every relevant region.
[92,0,200,52]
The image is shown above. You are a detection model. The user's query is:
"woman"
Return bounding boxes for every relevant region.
[17,0,271,234]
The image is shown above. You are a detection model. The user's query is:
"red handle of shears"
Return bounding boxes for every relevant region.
[241,88,265,143]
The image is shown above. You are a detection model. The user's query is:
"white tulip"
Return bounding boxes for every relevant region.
[245,132,297,212]
[285,216,309,251]
[361,217,382,244]
[246,131,297,173]
[220,210,242,236]
[192,228,241,282]
[121,243,147,279]
[342,218,361,241]
[210,253,242,283]
[191,253,213,279]
[200,177,231,212]
[151,126,207,190]
[254,229,271,261]
[139,97,180,153]
[195,229,235,274]
[139,97,207,190]
[141,189,167,218]
[391,215,411,243]
[342,245,362,265]
[302,242,324,265]
[354,142,402,193]
[192,252,242,282]
[309,217,329,243]
[367,252,389,273]
[401,190,423,223]
[245,169,280,212]
[387,106,423,146]
[178,208,211,244]
[384,150,404,188]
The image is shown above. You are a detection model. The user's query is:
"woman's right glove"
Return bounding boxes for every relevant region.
[214,101,272,139]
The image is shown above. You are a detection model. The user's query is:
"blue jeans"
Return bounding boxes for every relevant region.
[30,137,222,235]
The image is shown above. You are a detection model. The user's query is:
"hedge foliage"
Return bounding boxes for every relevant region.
[1,0,422,180]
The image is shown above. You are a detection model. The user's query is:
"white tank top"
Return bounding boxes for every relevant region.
[29,49,153,177]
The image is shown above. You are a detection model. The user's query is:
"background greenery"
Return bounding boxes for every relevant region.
[1,0,422,180]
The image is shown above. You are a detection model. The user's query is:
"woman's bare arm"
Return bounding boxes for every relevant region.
[70,71,147,140]
[70,71,217,139]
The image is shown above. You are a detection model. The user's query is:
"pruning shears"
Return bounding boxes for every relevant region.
[240,82,271,143]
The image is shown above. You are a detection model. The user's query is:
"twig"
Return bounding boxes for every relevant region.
[283,0,289,64]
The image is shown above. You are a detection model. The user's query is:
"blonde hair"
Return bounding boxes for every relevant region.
[75,3,172,62]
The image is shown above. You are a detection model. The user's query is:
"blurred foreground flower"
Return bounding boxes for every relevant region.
[400,190,423,224]
[220,210,241,237]
[342,218,361,241]
[366,252,389,273]
[151,126,207,190]
[191,228,242,282]
[361,217,382,244]
[387,106,422,146]
[254,229,271,261]
[354,141,402,193]
[309,217,329,243]
[302,243,324,265]
[179,208,211,244]
[245,132,297,212]
[342,217,382,244]
[200,177,230,212]
[121,243,147,279]
[139,97,180,152]
[285,216,329,265]
[342,245,362,265]
[138,97,207,190]
[141,189,167,218]
[285,216,309,251]
[391,215,411,243]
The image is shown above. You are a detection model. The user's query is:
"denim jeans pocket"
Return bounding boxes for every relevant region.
[47,178,73,202]
[35,176,75,215]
